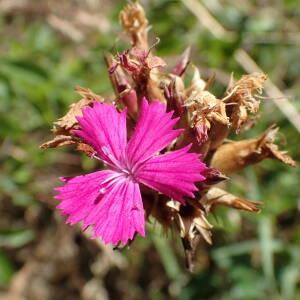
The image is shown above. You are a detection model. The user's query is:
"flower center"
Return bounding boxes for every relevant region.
[120,167,136,181]
[99,145,139,179]
[91,146,140,195]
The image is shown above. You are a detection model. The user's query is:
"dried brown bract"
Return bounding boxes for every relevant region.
[201,187,262,213]
[40,87,103,151]
[54,86,104,132]
[40,135,78,149]
[178,206,213,272]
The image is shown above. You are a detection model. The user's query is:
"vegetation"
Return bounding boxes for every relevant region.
[1,0,299,299]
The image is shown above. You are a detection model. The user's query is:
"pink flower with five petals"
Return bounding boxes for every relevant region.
[54,98,207,244]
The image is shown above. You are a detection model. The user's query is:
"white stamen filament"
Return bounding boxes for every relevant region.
[99,172,126,194]
[101,146,125,170]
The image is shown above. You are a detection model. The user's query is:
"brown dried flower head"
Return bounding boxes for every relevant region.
[223,73,267,131]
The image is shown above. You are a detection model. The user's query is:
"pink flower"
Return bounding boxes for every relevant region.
[54,98,207,245]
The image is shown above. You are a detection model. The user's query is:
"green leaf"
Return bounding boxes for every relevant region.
[0,229,34,248]
[0,251,16,286]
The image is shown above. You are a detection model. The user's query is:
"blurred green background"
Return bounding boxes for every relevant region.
[0,0,299,299]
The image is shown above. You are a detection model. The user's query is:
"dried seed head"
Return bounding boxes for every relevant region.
[225,72,267,113]
[223,72,267,131]
[185,67,229,130]
[119,2,149,49]
[210,126,296,175]
[185,90,229,133]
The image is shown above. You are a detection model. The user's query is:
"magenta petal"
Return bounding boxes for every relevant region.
[73,102,127,168]
[126,98,183,166]
[89,179,145,244]
[55,170,145,245]
[136,145,207,203]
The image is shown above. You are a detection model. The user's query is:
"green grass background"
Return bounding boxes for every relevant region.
[1,0,299,299]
